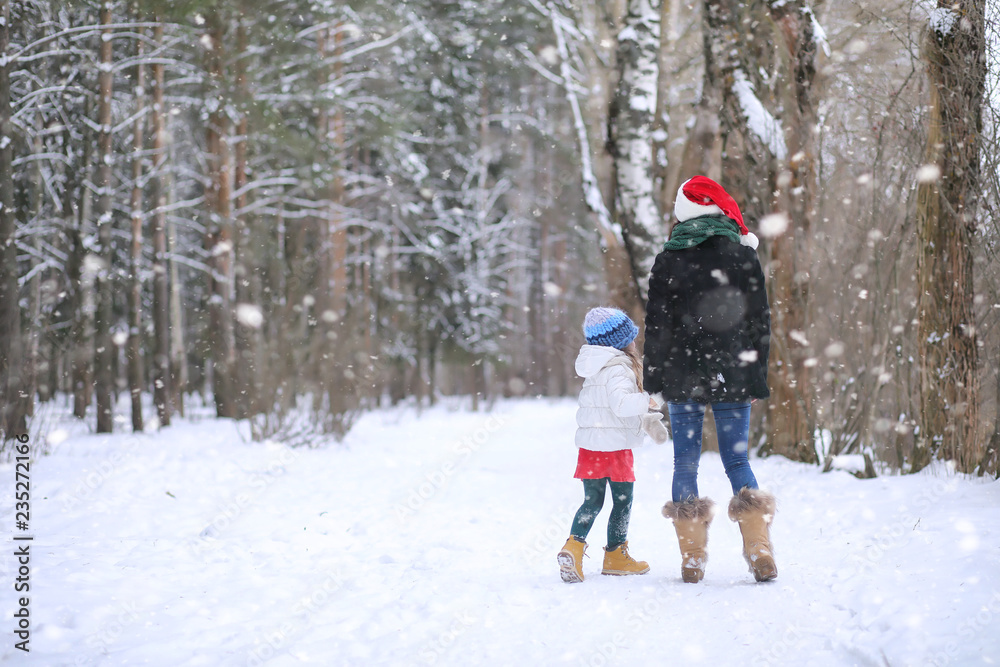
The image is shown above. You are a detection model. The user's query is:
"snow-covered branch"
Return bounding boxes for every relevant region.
[732,69,788,161]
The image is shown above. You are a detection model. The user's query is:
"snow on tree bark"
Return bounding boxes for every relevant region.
[651,0,674,218]
[731,69,787,162]
[610,0,663,303]
[534,0,643,317]
[687,0,818,464]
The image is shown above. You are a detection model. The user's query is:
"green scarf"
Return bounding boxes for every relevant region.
[663,215,740,250]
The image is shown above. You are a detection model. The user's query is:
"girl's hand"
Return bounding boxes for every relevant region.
[649,397,658,410]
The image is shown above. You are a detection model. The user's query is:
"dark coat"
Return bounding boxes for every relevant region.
[643,232,770,403]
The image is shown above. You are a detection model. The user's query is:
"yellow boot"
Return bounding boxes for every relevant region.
[601,541,650,576]
[557,537,587,583]
[728,488,778,582]
[662,498,715,583]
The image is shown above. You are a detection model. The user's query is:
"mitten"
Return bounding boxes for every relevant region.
[641,412,669,444]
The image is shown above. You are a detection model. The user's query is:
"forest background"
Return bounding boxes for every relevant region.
[0,0,997,477]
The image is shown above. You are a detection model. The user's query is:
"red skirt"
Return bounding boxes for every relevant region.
[573,448,635,483]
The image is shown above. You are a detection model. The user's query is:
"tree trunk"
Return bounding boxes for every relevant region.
[913,0,985,472]
[329,25,351,420]
[69,99,95,420]
[315,22,352,424]
[167,199,186,417]
[150,20,172,426]
[535,137,552,395]
[232,16,258,419]
[25,109,43,419]
[528,202,547,392]
[281,206,308,413]
[94,2,116,433]
[609,0,663,303]
[651,0,674,219]
[263,201,289,414]
[360,201,375,405]
[672,0,726,191]
[547,5,644,319]
[716,3,779,226]
[127,17,145,432]
[166,128,186,417]
[762,0,820,464]
[696,0,816,462]
[979,365,1000,477]
[204,13,236,419]
[0,0,28,438]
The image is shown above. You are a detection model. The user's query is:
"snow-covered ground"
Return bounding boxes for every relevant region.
[2,398,999,666]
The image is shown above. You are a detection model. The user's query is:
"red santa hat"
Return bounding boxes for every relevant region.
[673,175,758,249]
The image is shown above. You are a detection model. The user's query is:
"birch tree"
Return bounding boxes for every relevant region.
[609,0,663,302]
[533,0,643,318]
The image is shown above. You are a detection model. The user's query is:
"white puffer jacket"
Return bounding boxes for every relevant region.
[575,345,651,452]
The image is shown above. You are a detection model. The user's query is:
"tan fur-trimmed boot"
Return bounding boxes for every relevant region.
[662,498,715,583]
[728,488,778,582]
[557,537,587,583]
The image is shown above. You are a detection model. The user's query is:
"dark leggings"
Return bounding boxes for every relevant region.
[570,478,634,549]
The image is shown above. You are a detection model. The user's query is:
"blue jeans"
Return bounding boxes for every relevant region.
[667,401,758,502]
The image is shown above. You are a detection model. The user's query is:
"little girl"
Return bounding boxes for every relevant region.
[557,307,668,583]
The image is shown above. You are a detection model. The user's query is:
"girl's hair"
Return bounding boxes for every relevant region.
[624,344,644,392]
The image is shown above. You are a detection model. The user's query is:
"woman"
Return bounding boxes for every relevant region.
[643,175,777,584]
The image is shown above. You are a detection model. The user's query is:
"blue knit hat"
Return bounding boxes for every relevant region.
[583,307,639,350]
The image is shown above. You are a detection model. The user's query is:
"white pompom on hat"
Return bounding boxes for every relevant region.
[673,175,759,249]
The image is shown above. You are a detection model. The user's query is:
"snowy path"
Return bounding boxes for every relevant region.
[2,399,999,666]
